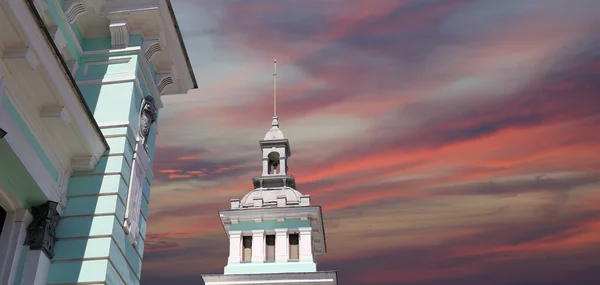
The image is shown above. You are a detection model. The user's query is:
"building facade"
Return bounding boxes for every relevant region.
[201,114,338,284]
[0,0,196,284]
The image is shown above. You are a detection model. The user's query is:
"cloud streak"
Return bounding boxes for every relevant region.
[141,0,600,284]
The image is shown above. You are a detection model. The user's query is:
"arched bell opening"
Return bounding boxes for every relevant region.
[267,151,280,175]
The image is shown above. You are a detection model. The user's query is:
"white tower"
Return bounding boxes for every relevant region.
[201,61,338,285]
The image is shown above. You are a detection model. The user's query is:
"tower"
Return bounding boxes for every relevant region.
[201,61,338,284]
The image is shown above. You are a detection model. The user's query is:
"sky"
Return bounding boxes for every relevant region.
[140,0,600,284]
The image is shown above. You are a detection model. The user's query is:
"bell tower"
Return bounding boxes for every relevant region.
[201,61,338,285]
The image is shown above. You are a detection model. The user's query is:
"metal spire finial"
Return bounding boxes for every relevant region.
[273,59,277,118]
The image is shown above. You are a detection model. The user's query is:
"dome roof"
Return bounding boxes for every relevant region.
[239,187,305,208]
[264,117,284,140]
[264,126,285,140]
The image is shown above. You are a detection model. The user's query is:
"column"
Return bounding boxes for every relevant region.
[22,251,51,285]
[279,158,286,175]
[227,231,242,264]
[0,209,32,285]
[251,230,265,263]
[23,201,59,285]
[298,227,313,261]
[274,228,288,262]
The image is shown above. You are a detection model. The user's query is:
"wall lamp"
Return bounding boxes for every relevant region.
[0,128,6,139]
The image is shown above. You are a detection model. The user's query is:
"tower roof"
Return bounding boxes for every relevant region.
[264,116,285,140]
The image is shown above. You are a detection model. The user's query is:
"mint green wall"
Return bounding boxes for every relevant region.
[0,140,47,209]
[40,2,164,284]
[230,219,311,231]
[224,262,317,275]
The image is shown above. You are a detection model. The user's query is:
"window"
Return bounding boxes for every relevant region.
[242,236,252,262]
[265,235,275,261]
[0,205,6,237]
[289,233,299,260]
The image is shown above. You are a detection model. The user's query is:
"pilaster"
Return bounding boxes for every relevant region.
[251,230,265,263]
[298,227,313,261]
[22,251,51,285]
[0,209,32,285]
[227,231,242,264]
[274,228,288,262]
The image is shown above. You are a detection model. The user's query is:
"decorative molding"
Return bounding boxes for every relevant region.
[0,103,61,202]
[124,140,149,247]
[142,39,162,61]
[82,58,131,77]
[63,0,87,24]
[8,0,106,172]
[33,0,49,15]
[33,0,53,24]
[25,201,61,259]
[71,155,99,171]
[109,20,130,49]
[2,48,39,73]
[67,59,79,76]
[49,27,68,52]
[40,104,71,127]
[82,0,106,15]
[155,72,173,94]
[48,0,194,96]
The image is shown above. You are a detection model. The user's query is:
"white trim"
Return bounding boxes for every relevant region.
[0,61,68,183]
[63,0,88,24]
[77,73,163,108]
[109,20,130,49]
[48,0,190,98]
[76,75,137,85]
[8,0,106,170]
[0,102,61,202]
[204,279,335,285]
[82,58,131,77]
[0,208,33,285]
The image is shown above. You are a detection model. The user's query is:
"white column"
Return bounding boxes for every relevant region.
[298,227,313,261]
[22,250,50,285]
[279,158,286,175]
[274,228,288,262]
[262,159,269,176]
[251,230,265,262]
[0,209,32,285]
[227,231,242,263]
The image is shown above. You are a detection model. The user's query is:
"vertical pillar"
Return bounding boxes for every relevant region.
[251,230,264,263]
[274,228,288,262]
[22,201,59,285]
[227,231,242,264]
[298,227,313,261]
[262,159,269,176]
[22,251,50,285]
[0,209,32,285]
[279,158,286,175]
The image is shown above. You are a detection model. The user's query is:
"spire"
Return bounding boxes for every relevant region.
[272,59,279,127]
[265,59,284,140]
